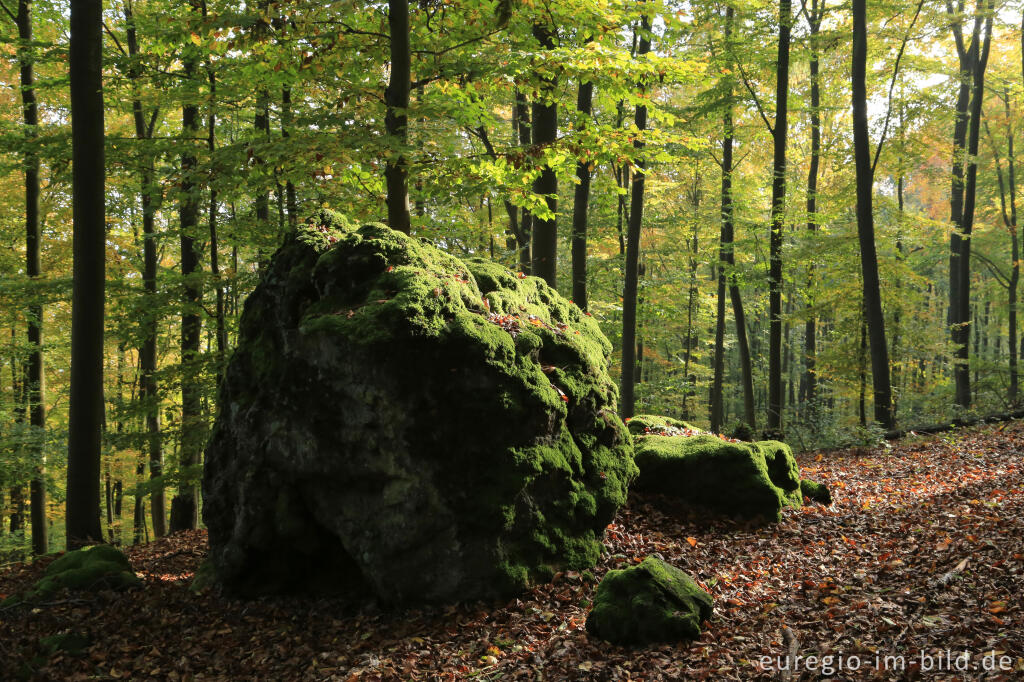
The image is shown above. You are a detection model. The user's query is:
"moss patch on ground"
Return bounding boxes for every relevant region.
[801,479,833,505]
[586,556,713,646]
[1,545,140,607]
[631,415,803,521]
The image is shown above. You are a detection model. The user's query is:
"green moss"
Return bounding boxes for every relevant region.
[632,427,803,521]
[5,545,140,606]
[586,556,712,645]
[39,632,90,657]
[205,220,638,604]
[801,479,833,505]
[626,414,700,436]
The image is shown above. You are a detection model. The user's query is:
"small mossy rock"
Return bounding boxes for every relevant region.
[586,556,712,645]
[39,632,91,657]
[632,422,802,520]
[801,479,832,505]
[203,213,637,604]
[625,414,700,436]
[8,545,139,604]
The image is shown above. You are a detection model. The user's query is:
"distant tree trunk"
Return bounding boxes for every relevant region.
[949,1,994,408]
[988,91,1020,404]
[125,1,166,538]
[571,67,594,310]
[67,0,106,548]
[620,4,652,419]
[386,0,411,233]
[170,18,202,533]
[281,86,299,228]
[852,0,893,428]
[513,91,532,273]
[803,0,823,416]
[767,0,792,434]
[16,0,48,556]
[531,23,558,287]
[209,70,227,360]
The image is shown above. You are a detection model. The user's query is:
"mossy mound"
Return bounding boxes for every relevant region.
[1,545,139,607]
[631,418,802,521]
[586,556,712,645]
[203,213,637,604]
[625,414,701,436]
[801,479,832,505]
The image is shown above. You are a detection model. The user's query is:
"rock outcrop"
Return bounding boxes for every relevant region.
[203,213,636,604]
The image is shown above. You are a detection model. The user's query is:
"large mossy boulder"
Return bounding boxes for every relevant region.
[203,213,637,604]
[629,414,802,521]
[586,556,712,645]
[1,545,140,607]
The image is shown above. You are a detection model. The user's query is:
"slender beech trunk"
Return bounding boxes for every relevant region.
[281,87,299,228]
[209,66,227,359]
[531,24,558,287]
[16,0,47,555]
[804,0,823,416]
[170,15,202,532]
[386,0,411,233]
[125,0,166,538]
[571,62,594,310]
[620,5,652,419]
[514,91,532,272]
[767,0,792,434]
[67,0,106,548]
[852,0,893,428]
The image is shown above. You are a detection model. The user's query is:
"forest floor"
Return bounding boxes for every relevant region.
[1,423,1023,681]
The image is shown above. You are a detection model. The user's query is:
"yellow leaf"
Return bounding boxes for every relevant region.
[190,32,201,45]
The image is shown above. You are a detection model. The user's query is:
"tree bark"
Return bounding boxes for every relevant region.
[170,10,203,532]
[513,91,532,273]
[767,0,792,434]
[17,0,48,555]
[530,23,558,287]
[570,67,594,310]
[386,0,411,233]
[852,0,893,428]
[803,0,823,416]
[125,0,166,539]
[620,5,652,419]
[67,0,106,548]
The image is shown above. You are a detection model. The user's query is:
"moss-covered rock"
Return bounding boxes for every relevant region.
[203,213,637,604]
[631,417,803,521]
[1,545,139,607]
[586,556,712,645]
[625,414,701,436]
[801,479,832,505]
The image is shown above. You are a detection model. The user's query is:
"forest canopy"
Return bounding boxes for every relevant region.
[1,0,1023,552]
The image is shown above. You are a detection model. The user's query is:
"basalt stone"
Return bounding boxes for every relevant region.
[202,212,636,604]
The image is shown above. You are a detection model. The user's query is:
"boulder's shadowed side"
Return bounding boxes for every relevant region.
[203,214,636,604]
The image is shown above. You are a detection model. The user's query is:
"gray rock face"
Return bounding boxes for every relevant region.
[202,214,636,604]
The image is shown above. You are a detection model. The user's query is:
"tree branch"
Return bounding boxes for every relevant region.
[871,0,925,176]
[103,20,128,57]
[735,60,774,136]
[0,0,16,23]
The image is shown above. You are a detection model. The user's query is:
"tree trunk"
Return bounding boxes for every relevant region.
[125,0,166,539]
[17,0,48,556]
[852,0,893,428]
[386,0,411,233]
[67,0,107,548]
[767,0,792,434]
[530,23,558,287]
[170,20,202,533]
[620,5,652,419]
[513,91,532,273]
[570,69,594,310]
[803,0,822,416]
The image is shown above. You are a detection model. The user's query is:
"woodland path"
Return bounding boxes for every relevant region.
[1,423,1022,680]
